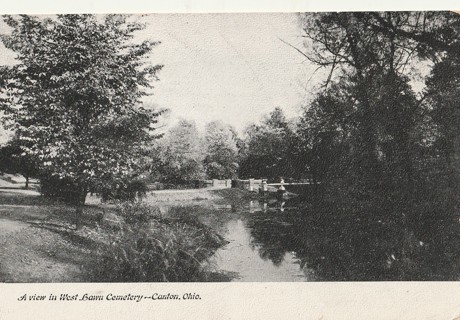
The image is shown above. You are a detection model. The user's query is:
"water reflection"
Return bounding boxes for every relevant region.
[205,197,460,281]
[211,219,309,281]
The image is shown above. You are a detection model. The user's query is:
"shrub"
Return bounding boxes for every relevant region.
[89,203,226,282]
[39,176,81,205]
[100,179,148,202]
[115,201,161,224]
[40,176,148,205]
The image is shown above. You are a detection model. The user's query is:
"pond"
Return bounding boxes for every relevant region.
[197,199,460,281]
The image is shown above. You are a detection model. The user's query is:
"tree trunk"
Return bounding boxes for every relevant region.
[74,185,88,230]
[25,176,29,189]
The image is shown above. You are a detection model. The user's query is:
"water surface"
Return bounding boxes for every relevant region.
[198,199,460,281]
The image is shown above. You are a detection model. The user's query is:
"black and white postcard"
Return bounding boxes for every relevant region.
[1,1,460,319]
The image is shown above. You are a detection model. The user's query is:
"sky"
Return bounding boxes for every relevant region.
[135,13,319,133]
[0,13,320,137]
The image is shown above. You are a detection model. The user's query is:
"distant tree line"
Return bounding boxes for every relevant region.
[144,107,300,186]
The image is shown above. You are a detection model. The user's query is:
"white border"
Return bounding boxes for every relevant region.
[0,0,459,14]
[2,3,460,320]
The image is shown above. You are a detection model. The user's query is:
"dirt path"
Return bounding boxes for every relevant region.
[0,189,91,282]
[0,218,28,238]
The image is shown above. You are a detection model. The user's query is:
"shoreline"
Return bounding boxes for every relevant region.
[0,187,263,282]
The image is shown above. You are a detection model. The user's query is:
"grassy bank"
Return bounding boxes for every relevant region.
[142,187,262,205]
[0,187,257,282]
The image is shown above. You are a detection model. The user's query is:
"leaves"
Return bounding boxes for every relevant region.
[239,107,296,179]
[204,121,239,179]
[151,120,206,183]
[0,14,163,195]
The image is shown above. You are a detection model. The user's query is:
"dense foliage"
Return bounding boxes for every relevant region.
[150,119,206,185]
[204,121,239,179]
[0,15,163,225]
[90,202,226,282]
[239,107,296,180]
[294,12,460,215]
[0,135,39,188]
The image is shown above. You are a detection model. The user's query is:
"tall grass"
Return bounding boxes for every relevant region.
[88,202,227,282]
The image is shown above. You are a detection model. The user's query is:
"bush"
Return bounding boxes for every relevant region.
[115,201,161,224]
[39,176,81,205]
[100,179,148,202]
[89,202,227,282]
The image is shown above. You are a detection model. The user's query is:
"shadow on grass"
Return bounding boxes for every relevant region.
[31,222,100,250]
[30,228,99,282]
[0,190,49,206]
[0,201,105,233]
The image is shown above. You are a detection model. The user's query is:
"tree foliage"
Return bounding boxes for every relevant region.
[204,121,239,179]
[296,12,460,197]
[152,119,205,185]
[0,14,163,223]
[0,135,39,188]
[426,46,460,173]
[239,107,295,180]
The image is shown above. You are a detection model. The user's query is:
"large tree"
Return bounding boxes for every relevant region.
[204,121,239,179]
[152,119,205,184]
[298,12,454,192]
[240,107,295,180]
[295,82,355,183]
[425,33,460,188]
[0,136,39,189]
[0,14,163,227]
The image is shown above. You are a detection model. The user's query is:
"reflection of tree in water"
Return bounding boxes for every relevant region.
[247,202,460,281]
[247,212,301,266]
[167,205,238,236]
